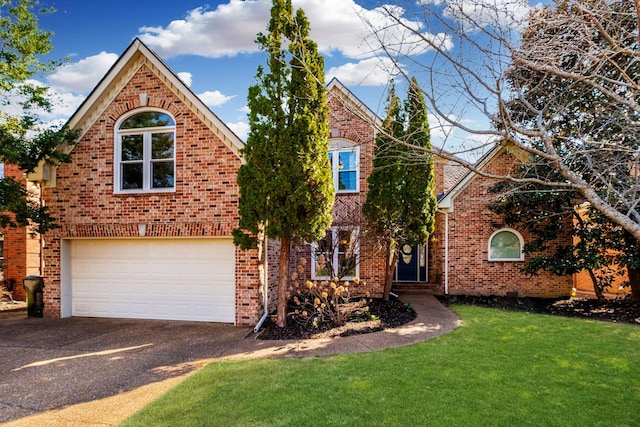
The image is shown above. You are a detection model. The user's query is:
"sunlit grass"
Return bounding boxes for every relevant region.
[121,306,640,427]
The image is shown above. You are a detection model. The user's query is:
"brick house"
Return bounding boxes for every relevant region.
[286,81,573,301]
[30,39,571,326]
[34,39,260,325]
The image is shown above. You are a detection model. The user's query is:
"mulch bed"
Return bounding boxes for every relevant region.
[256,297,417,340]
[436,295,640,325]
[257,294,640,341]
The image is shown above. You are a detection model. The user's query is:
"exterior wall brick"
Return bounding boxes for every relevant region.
[1,165,42,301]
[41,64,260,325]
[285,87,385,299]
[444,150,573,297]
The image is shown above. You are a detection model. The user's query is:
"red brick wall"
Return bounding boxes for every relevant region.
[41,65,260,325]
[286,89,386,298]
[445,150,572,297]
[0,165,42,301]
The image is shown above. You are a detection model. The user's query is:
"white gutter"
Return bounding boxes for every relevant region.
[444,211,449,295]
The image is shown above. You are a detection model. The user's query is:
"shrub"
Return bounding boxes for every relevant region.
[286,258,369,327]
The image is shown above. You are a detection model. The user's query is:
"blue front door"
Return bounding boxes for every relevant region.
[395,244,427,282]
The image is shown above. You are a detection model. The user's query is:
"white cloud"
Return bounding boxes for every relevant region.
[327,57,403,86]
[138,2,270,58]
[177,72,192,87]
[198,90,236,107]
[137,0,451,61]
[226,121,249,142]
[47,51,119,93]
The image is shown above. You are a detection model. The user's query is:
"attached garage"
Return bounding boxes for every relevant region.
[63,239,235,323]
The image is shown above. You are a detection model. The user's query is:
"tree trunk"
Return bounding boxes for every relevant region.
[586,268,605,302]
[383,239,398,300]
[277,236,291,327]
[628,267,640,302]
[257,226,266,315]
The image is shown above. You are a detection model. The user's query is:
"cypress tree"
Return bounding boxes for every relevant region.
[364,78,437,298]
[234,0,334,327]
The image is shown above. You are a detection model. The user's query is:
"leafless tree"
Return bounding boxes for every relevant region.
[357,0,640,245]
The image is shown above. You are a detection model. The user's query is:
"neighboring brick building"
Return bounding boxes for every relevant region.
[0,164,42,301]
[27,39,572,326]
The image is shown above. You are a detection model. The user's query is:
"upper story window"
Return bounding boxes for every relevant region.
[488,229,524,261]
[329,140,359,193]
[115,110,176,193]
[312,227,359,280]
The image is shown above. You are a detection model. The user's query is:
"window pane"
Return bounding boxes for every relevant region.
[314,232,333,277]
[122,163,143,189]
[490,231,521,259]
[152,132,174,159]
[338,171,356,190]
[121,135,143,161]
[121,112,175,129]
[152,161,174,188]
[338,229,358,277]
[338,253,357,277]
[338,151,356,171]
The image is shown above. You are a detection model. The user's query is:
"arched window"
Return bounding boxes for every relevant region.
[488,229,524,261]
[114,110,176,193]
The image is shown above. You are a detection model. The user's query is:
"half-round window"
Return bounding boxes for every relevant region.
[115,110,176,193]
[488,229,524,261]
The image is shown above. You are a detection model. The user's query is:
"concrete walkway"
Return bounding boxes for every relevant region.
[0,294,460,426]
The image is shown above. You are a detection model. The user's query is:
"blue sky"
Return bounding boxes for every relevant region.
[33,0,533,150]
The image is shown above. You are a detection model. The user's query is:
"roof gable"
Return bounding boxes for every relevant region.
[68,38,244,158]
[326,78,381,127]
[438,144,506,211]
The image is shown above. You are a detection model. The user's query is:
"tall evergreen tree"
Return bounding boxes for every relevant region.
[234,0,334,327]
[364,79,437,298]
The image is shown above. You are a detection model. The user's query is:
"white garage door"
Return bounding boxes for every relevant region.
[69,239,235,322]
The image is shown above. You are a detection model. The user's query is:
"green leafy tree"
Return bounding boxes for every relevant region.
[0,0,77,234]
[486,0,640,301]
[364,78,437,299]
[234,0,334,327]
[490,166,640,301]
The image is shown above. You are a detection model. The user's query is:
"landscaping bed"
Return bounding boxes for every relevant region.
[437,295,640,325]
[257,296,417,340]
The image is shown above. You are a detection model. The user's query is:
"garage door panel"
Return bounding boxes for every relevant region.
[70,239,235,322]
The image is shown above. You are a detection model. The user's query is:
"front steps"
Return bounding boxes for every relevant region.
[392,282,441,295]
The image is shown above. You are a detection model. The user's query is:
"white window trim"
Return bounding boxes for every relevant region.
[488,228,524,262]
[114,109,176,194]
[311,227,360,280]
[329,139,360,194]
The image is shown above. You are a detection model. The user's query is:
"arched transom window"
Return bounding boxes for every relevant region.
[488,229,524,261]
[115,110,176,193]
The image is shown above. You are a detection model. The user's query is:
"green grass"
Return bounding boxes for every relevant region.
[120,306,640,427]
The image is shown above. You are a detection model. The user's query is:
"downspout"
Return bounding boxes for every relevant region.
[444,211,449,295]
[254,234,269,333]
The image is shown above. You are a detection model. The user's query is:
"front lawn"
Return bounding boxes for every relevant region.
[121,305,640,426]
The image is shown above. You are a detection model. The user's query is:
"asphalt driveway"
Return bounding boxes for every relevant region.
[0,294,460,425]
[0,309,252,424]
